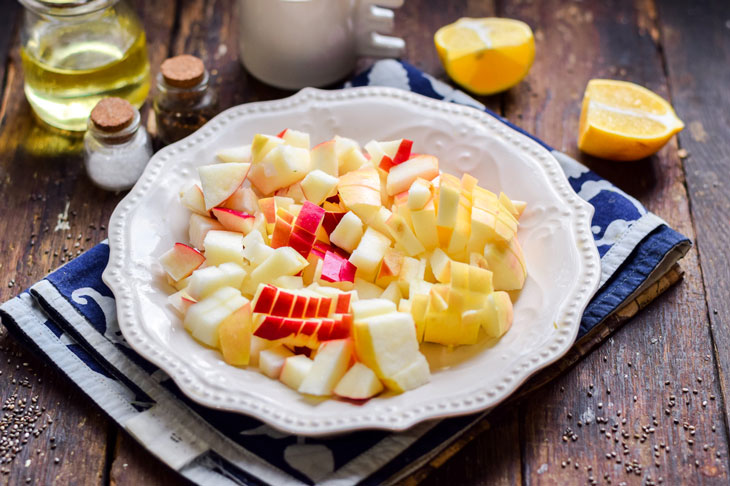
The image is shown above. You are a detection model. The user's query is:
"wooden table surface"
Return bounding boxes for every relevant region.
[1,0,728,484]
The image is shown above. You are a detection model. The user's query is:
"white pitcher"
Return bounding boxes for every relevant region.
[237,0,405,89]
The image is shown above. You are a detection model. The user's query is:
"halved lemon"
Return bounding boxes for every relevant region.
[578,79,684,161]
[434,17,535,95]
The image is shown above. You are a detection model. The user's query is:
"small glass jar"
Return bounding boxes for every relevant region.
[84,97,152,191]
[18,0,150,132]
[153,54,219,145]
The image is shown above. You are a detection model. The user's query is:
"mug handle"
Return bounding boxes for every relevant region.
[355,0,406,58]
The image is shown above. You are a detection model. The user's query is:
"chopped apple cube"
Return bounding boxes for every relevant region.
[396,256,423,297]
[301,169,338,205]
[203,230,245,266]
[251,133,285,163]
[249,246,309,285]
[298,339,353,396]
[351,298,396,320]
[410,199,439,251]
[310,140,338,176]
[380,281,402,305]
[212,207,255,234]
[198,162,251,210]
[279,128,310,149]
[248,145,310,195]
[349,227,392,282]
[385,213,425,257]
[382,353,430,392]
[216,144,252,163]
[259,345,295,378]
[279,355,314,389]
[218,302,253,366]
[184,287,248,347]
[375,247,404,287]
[386,155,439,195]
[334,362,384,400]
[407,178,432,210]
[159,243,205,281]
[353,277,384,299]
[187,262,247,300]
[339,147,369,174]
[484,238,527,291]
[189,213,224,250]
[179,184,208,215]
[329,211,364,253]
[429,248,451,283]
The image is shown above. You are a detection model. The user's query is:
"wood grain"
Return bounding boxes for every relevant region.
[497,0,727,484]
[655,0,730,444]
[0,1,178,485]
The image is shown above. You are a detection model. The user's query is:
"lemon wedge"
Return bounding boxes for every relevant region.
[434,17,535,95]
[578,79,684,161]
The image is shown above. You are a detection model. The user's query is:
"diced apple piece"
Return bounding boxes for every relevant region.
[353,278,384,299]
[382,353,430,392]
[446,197,471,256]
[407,178,432,210]
[279,128,310,149]
[410,293,428,342]
[329,211,363,253]
[339,147,368,174]
[159,243,205,281]
[216,144,252,163]
[381,281,402,305]
[248,145,310,195]
[375,247,404,287]
[203,230,245,266]
[364,140,388,168]
[334,362,384,400]
[187,262,247,300]
[310,140,338,176]
[460,173,478,199]
[259,345,295,378]
[218,302,253,366]
[512,200,527,218]
[396,256,423,297]
[365,206,394,240]
[410,199,439,251]
[211,207,255,234]
[167,288,195,314]
[468,291,514,338]
[484,238,527,291]
[429,248,451,283]
[385,213,425,257]
[294,201,326,235]
[184,287,248,347]
[276,182,306,203]
[242,230,274,267]
[249,247,309,284]
[349,227,392,282]
[251,133,285,163]
[179,184,208,215]
[273,275,304,289]
[298,339,353,396]
[353,311,422,382]
[198,162,251,210]
[249,335,275,367]
[337,182,381,222]
[386,155,438,195]
[189,213,224,250]
[436,172,461,231]
[280,355,314,389]
[351,298,396,320]
[301,169,338,205]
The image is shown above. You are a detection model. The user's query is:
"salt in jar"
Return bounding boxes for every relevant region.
[84,97,152,191]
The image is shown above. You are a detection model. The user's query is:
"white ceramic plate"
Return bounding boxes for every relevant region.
[103,87,601,436]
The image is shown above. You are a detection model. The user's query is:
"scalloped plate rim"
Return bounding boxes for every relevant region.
[102,86,601,436]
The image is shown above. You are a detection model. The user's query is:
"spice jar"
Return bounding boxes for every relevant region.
[84,97,152,191]
[153,54,219,145]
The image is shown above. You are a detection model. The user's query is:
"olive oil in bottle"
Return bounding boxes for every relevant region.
[19,0,150,132]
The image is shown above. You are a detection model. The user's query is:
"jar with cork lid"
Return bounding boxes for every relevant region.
[84,97,152,191]
[153,54,219,145]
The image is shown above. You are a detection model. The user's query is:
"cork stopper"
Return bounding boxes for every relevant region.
[90,97,135,132]
[160,55,206,88]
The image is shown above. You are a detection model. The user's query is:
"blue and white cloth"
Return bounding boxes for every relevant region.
[0,60,690,486]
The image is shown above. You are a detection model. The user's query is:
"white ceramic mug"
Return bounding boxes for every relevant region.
[237,0,405,89]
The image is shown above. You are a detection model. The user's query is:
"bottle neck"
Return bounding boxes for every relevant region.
[88,108,141,145]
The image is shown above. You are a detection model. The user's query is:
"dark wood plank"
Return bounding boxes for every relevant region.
[109,431,190,486]
[655,0,730,443]
[498,0,728,484]
[0,1,178,484]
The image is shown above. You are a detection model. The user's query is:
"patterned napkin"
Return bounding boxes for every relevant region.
[0,60,690,486]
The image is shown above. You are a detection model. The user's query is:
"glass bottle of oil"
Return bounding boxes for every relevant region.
[19,0,150,132]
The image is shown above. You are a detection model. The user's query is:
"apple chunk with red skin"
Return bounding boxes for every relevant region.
[159,243,205,281]
[211,207,255,234]
[198,162,251,210]
[386,155,438,196]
